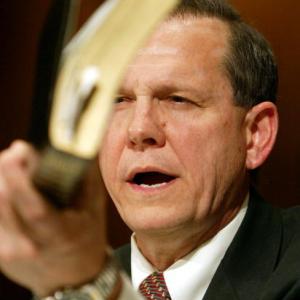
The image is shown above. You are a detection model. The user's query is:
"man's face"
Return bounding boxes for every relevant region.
[99,17,249,237]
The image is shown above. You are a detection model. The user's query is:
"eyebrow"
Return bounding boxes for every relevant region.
[117,81,213,104]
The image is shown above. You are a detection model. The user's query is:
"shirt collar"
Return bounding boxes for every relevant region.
[131,195,249,300]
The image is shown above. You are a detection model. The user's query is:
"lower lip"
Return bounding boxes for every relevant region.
[128,179,177,193]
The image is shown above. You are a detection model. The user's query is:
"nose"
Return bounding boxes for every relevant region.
[127,99,166,151]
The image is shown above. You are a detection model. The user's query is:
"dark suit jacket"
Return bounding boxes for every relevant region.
[115,190,300,300]
[1,190,299,299]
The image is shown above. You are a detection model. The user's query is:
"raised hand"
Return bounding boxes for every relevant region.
[0,140,108,297]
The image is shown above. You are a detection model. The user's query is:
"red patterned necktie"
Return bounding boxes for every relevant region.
[139,271,172,300]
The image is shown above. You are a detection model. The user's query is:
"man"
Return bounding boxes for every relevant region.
[0,0,299,299]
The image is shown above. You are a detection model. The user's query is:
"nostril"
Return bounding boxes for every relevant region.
[129,136,157,147]
[127,121,166,149]
[143,138,156,145]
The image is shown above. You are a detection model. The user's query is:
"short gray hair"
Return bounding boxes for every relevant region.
[172,0,278,107]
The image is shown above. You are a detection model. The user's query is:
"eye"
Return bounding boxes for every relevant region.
[114,96,125,103]
[168,95,189,103]
[114,96,132,104]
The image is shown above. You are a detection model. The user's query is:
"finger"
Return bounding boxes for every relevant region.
[0,146,34,237]
[0,143,62,246]
[0,218,37,261]
[0,179,37,260]
[0,143,106,249]
[6,140,40,176]
[0,142,53,216]
[1,158,92,248]
[4,168,63,246]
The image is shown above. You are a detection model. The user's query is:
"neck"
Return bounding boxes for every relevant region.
[135,191,247,271]
[135,228,213,271]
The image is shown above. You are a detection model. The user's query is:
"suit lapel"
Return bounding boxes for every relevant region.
[114,243,132,278]
[115,190,284,300]
[204,189,283,300]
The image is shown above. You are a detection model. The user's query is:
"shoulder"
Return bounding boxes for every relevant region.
[262,205,300,299]
[281,205,300,229]
[249,189,300,242]
[277,205,300,254]
[280,204,300,253]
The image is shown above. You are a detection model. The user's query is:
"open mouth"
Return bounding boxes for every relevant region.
[130,171,176,188]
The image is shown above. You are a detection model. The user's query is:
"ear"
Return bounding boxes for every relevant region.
[245,101,279,170]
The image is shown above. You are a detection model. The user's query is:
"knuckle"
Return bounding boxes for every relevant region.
[0,140,36,168]
[26,205,49,223]
[0,181,10,207]
[0,149,13,168]
[0,240,38,262]
[0,149,22,175]
[0,249,15,263]
[20,240,39,259]
[0,242,18,262]
[11,140,38,160]
[10,140,30,152]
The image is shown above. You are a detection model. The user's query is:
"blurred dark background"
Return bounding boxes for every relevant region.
[0,0,299,251]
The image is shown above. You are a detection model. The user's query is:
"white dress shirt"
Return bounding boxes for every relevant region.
[125,197,249,300]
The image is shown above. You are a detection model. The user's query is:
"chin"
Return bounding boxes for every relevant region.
[125,210,190,235]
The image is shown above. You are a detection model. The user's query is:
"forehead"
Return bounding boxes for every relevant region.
[122,17,231,91]
[144,16,230,55]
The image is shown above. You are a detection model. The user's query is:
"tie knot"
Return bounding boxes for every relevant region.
[139,271,172,300]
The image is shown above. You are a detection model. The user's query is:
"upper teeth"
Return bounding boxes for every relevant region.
[140,182,167,188]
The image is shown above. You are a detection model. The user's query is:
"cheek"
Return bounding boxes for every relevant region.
[99,123,125,184]
[168,117,218,169]
[169,113,246,183]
